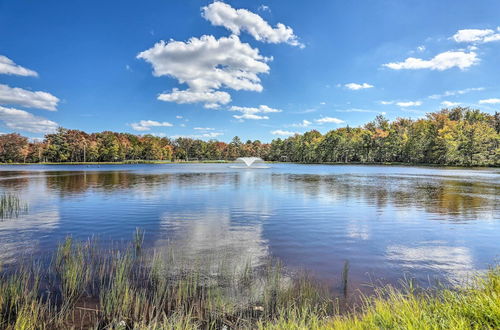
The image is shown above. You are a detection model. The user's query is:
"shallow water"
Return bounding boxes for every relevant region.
[0,163,498,291]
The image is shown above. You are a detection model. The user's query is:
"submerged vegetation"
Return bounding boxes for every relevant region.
[0,194,27,220]
[0,107,498,166]
[0,233,499,329]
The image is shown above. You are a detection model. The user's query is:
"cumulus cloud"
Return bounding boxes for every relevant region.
[234,113,269,120]
[344,82,374,90]
[290,119,312,127]
[315,117,345,124]
[337,108,386,115]
[194,127,215,130]
[138,35,271,108]
[0,106,58,133]
[479,98,500,104]
[441,101,461,107]
[429,87,484,99]
[157,89,231,109]
[383,51,479,71]
[202,2,303,47]
[452,27,500,43]
[171,132,223,139]
[0,55,38,77]
[0,84,59,111]
[396,101,422,107]
[229,104,281,114]
[130,120,173,131]
[271,129,296,136]
[229,104,280,121]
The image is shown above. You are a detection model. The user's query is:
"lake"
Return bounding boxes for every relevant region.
[0,163,498,293]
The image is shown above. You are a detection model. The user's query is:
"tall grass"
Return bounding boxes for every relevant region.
[0,193,28,220]
[0,233,498,329]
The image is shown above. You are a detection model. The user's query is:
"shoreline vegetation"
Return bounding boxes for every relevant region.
[0,107,498,167]
[1,160,499,169]
[0,233,499,329]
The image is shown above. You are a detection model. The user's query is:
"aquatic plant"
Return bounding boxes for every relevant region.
[341,260,349,299]
[133,227,145,254]
[0,193,28,220]
[0,232,498,329]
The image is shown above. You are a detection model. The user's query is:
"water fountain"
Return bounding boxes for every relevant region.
[231,157,269,168]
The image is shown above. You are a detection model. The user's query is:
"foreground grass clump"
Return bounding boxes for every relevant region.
[0,233,499,329]
[263,269,500,330]
[0,233,334,329]
[324,268,500,330]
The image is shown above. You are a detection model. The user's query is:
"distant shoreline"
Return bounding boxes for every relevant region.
[0,160,497,169]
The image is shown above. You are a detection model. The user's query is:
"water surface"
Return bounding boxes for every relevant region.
[0,164,498,291]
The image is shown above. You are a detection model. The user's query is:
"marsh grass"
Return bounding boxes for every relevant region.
[341,260,349,299]
[0,194,28,220]
[0,233,499,329]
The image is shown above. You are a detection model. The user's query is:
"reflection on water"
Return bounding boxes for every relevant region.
[158,210,269,272]
[0,164,498,289]
[386,244,474,283]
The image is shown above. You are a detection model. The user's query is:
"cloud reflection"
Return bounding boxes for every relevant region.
[386,244,476,283]
[157,210,269,272]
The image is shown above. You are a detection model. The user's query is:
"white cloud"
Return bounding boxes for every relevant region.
[0,84,59,111]
[230,104,280,121]
[131,120,173,131]
[319,102,326,105]
[230,104,281,114]
[0,55,38,77]
[258,5,270,12]
[337,108,386,115]
[344,82,374,90]
[291,119,312,127]
[271,129,296,136]
[417,45,426,52]
[234,113,269,120]
[176,115,183,119]
[396,101,422,107]
[315,117,345,124]
[258,105,281,113]
[203,132,223,138]
[429,87,484,99]
[0,106,58,133]
[148,132,167,137]
[138,35,271,108]
[379,101,394,105]
[383,51,479,71]
[441,101,461,107]
[194,127,215,130]
[171,132,223,139]
[202,2,303,47]
[479,98,500,104]
[158,89,231,109]
[452,27,500,43]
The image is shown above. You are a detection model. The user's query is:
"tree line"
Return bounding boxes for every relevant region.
[0,107,498,166]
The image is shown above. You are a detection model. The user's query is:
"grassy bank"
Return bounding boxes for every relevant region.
[0,234,499,329]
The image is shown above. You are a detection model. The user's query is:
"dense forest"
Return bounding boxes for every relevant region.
[0,107,499,166]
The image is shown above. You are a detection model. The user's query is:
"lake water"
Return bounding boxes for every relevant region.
[0,164,499,292]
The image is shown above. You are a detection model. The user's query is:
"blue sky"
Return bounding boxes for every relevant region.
[0,0,499,141]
